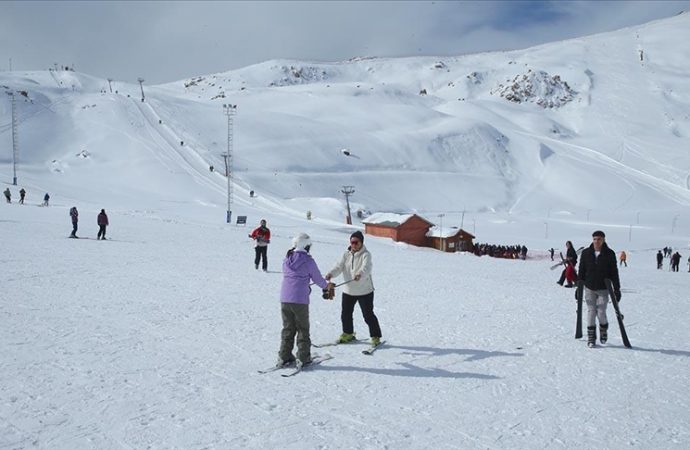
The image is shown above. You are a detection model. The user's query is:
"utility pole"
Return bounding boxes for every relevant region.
[107,78,113,93]
[671,214,680,234]
[438,213,445,251]
[222,104,237,224]
[137,77,145,102]
[6,91,18,185]
[341,186,355,224]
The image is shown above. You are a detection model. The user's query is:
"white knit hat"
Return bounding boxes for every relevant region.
[292,232,312,250]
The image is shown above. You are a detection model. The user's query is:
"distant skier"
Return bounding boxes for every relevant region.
[619,250,627,267]
[656,250,663,270]
[3,188,10,203]
[97,209,109,240]
[43,193,50,206]
[577,230,621,348]
[276,233,333,368]
[549,248,555,261]
[69,206,79,238]
[19,188,26,204]
[249,219,271,271]
[557,241,578,286]
[671,251,682,272]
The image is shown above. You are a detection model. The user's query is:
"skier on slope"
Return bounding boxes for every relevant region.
[577,230,621,348]
[19,188,26,204]
[656,250,663,270]
[671,251,682,272]
[69,206,79,238]
[557,240,578,286]
[249,219,271,271]
[276,233,333,369]
[325,231,382,347]
[3,188,11,203]
[97,209,109,240]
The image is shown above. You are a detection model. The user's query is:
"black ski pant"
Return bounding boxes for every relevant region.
[71,221,78,236]
[97,225,107,239]
[341,292,381,338]
[254,246,268,270]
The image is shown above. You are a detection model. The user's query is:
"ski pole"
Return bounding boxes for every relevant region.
[310,279,356,287]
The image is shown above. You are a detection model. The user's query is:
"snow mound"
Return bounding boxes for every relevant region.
[492,69,576,108]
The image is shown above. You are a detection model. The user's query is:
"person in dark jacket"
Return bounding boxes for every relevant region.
[69,206,79,238]
[656,250,664,270]
[97,209,109,240]
[671,251,682,272]
[557,240,578,285]
[577,230,621,348]
[19,188,26,204]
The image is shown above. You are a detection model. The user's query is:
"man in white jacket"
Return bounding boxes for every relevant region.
[325,231,382,346]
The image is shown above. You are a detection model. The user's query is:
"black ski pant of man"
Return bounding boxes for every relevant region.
[97,225,107,240]
[71,221,78,237]
[341,292,382,338]
[254,246,268,270]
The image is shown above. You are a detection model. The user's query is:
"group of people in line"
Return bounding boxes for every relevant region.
[249,219,382,368]
[3,188,49,206]
[473,243,528,260]
[69,206,109,240]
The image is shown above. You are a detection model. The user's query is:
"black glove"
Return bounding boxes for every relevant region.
[614,290,622,303]
[322,283,335,300]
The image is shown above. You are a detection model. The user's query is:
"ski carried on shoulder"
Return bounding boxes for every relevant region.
[604,279,632,348]
[281,354,333,377]
[550,247,585,270]
[575,280,584,339]
[362,340,386,355]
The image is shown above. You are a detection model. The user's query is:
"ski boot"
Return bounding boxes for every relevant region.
[337,333,356,344]
[587,326,597,348]
[599,323,608,344]
[371,337,381,346]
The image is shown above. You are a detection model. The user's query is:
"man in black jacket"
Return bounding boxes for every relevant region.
[577,230,621,348]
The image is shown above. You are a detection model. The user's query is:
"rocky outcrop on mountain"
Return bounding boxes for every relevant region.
[492,69,576,108]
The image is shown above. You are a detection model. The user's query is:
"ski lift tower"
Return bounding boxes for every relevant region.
[341,185,355,225]
[222,104,237,223]
[137,77,145,102]
[6,91,18,185]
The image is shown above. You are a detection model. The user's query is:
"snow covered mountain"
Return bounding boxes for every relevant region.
[2,12,690,224]
[3,13,690,450]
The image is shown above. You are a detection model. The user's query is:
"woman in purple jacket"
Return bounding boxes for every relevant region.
[278,233,333,368]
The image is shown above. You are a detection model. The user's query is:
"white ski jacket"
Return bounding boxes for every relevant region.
[327,244,374,296]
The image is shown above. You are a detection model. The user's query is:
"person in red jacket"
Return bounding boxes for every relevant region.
[249,219,271,271]
[97,209,109,240]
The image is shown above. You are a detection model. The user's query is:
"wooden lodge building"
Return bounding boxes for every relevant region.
[362,212,474,252]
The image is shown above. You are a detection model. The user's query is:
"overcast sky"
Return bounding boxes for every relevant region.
[1,1,689,85]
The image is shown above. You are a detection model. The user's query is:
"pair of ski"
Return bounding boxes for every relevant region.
[575,279,631,348]
[313,339,386,355]
[550,247,585,270]
[258,354,334,377]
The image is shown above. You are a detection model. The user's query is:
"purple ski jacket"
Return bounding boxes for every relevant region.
[280,249,328,305]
